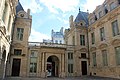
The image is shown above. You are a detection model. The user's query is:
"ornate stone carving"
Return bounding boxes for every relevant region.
[80,48,87,52]
[98,43,108,49]
[111,39,120,46]
[108,12,120,21]
[90,47,96,52]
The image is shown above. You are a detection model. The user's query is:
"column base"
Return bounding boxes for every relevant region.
[59,72,65,78]
[41,72,46,78]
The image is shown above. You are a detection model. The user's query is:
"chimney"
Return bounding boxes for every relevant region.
[27,9,30,15]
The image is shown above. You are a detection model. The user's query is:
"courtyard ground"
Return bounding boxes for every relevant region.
[3,76,120,80]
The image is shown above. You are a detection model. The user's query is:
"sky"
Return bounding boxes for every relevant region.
[20,0,105,42]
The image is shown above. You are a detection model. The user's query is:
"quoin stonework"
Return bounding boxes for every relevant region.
[0,0,120,79]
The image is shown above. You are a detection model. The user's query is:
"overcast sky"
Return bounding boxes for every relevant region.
[20,0,105,42]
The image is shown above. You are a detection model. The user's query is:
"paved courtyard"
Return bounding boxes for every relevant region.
[4,76,120,80]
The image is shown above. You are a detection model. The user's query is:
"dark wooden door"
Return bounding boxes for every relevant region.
[81,61,87,75]
[11,59,21,76]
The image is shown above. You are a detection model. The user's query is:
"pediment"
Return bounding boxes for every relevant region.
[98,43,108,49]
[80,48,87,52]
[90,47,96,52]
[111,39,120,46]
[12,43,25,48]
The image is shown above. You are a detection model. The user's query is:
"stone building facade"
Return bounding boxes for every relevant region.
[1,0,120,79]
[88,0,120,78]
[0,0,18,79]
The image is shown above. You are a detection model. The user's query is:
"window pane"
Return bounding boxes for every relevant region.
[71,64,73,73]
[92,52,97,66]
[30,63,33,73]
[112,20,119,36]
[100,27,105,41]
[102,50,108,66]
[14,49,22,55]
[16,28,24,41]
[68,64,70,73]
[80,35,85,46]
[33,63,37,73]
[115,47,120,65]
[81,53,86,58]
[91,32,95,44]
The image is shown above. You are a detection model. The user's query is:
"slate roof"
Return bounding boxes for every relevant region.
[16,1,24,13]
[74,11,89,26]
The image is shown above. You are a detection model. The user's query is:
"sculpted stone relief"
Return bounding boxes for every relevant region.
[98,43,108,49]
[12,43,25,47]
[80,48,87,52]
[108,12,120,21]
[111,39,120,46]
[90,47,96,52]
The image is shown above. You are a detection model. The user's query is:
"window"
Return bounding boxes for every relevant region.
[102,50,108,66]
[112,20,119,36]
[29,50,38,73]
[115,47,120,65]
[91,32,95,44]
[68,64,73,73]
[92,52,97,66]
[100,27,105,41]
[110,2,116,10]
[104,5,108,14]
[17,28,24,41]
[68,52,73,59]
[99,11,102,18]
[60,40,62,44]
[80,35,85,46]
[81,53,86,58]
[14,49,22,55]
[55,40,58,43]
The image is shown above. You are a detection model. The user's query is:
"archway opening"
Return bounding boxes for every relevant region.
[47,55,59,77]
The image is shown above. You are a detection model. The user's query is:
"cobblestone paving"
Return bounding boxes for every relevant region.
[3,76,120,80]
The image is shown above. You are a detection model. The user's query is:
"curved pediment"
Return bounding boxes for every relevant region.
[111,39,120,46]
[98,43,108,49]
[80,48,87,52]
[90,47,96,52]
[12,43,25,48]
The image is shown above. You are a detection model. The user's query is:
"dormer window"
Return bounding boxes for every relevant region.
[110,2,116,10]
[94,13,97,21]
[99,11,102,18]
[104,4,108,14]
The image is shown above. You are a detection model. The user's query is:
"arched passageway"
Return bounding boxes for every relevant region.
[47,55,59,77]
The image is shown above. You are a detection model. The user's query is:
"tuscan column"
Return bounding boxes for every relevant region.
[41,52,46,78]
[61,53,65,77]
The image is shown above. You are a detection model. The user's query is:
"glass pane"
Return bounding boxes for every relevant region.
[71,64,73,73]
[29,63,33,72]
[68,64,70,73]
[115,47,120,65]
[34,63,37,73]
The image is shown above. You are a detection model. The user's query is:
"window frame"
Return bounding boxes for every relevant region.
[80,35,85,46]
[102,50,108,66]
[100,27,105,41]
[16,28,24,41]
[112,20,119,36]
